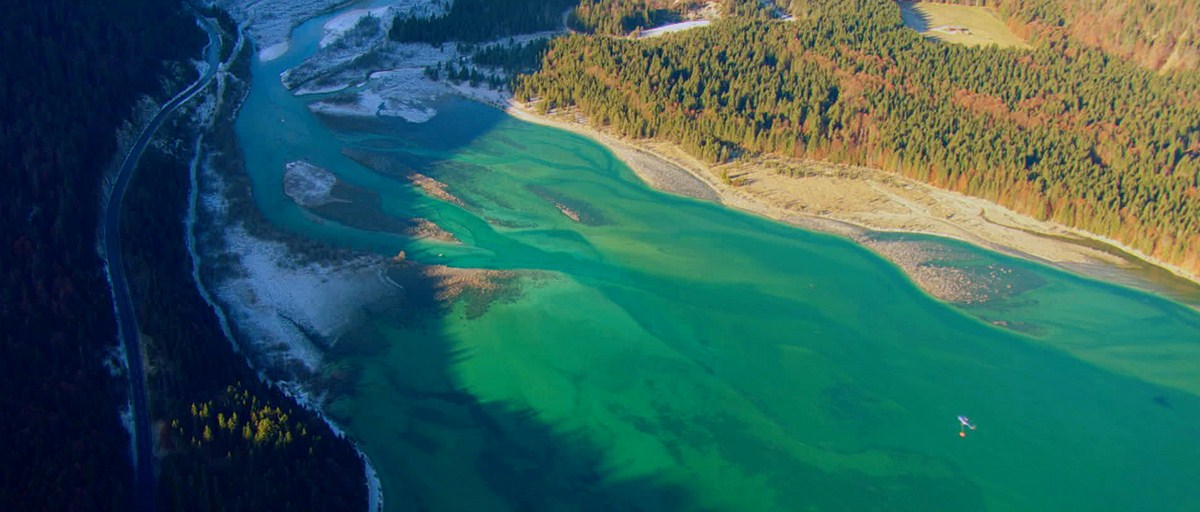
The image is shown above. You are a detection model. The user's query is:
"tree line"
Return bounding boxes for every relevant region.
[568,0,694,35]
[567,0,780,35]
[516,0,1200,275]
[390,0,577,44]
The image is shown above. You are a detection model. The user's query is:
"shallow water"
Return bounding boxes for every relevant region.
[232,6,1200,511]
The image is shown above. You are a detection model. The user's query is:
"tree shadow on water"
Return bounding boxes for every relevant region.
[301,100,705,506]
[322,264,701,511]
[322,259,988,511]
[302,88,987,512]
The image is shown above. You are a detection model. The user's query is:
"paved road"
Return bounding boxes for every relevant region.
[104,12,221,512]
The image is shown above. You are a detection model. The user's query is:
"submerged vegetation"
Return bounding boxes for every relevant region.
[517,0,1200,276]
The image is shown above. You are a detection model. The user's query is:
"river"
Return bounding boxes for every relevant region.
[227,4,1200,511]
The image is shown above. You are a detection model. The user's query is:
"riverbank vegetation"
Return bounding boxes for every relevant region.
[0,0,204,508]
[125,148,364,512]
[516,0,1200,277]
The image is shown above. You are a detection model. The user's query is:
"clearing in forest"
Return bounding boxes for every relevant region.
[897,2,1029,49]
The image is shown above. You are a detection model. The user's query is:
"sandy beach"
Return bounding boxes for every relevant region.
[500,103,1200,297]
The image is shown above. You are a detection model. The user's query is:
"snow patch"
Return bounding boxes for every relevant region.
[284,160,338,206]
[187,147,241,352]
[639,20,711,38]
[307,67,445,122]
[119,402,136,464]
[294,81,361,96]
[199,155,393,375]
[299,31,547,123]
[364,455,383,512]
[321,6,392,48]
[212,225,391,372]
[447,81,511,109]
[216,0,348,62]
[286,3,550,123]
[285,0,450,91]
[259,41,290,61]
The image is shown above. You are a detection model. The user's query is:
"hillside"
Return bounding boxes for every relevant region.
[0,0,204,508]
[516,0,1200,278]
[897,1,1031,48]
[929,0,1200,71]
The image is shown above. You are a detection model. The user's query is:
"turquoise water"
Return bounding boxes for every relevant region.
[232,7,1200,511]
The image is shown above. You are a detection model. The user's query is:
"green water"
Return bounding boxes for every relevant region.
[233,8,1200,511]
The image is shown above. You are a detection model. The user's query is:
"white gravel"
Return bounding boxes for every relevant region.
[213,225,392,372]
[214,0,350,61]
[638,20,711,38]
[284,160,338,207]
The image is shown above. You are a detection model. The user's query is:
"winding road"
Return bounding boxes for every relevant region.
[103,11,221,512]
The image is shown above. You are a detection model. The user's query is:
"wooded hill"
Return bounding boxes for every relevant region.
[391,0,577,43]
[1,0,372,508]
[115,13,370,510]
[0,0,205,508]
[516,0,1200,275]
[121,103,368,511]
[569,0,704,35]
[568,0,778,35]
[930,0,1200,71]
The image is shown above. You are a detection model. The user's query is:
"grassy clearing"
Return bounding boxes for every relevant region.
[897,1,1029,49]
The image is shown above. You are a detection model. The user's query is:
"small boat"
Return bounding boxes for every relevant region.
[957,415,977,437]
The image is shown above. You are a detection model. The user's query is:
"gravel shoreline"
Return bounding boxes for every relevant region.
[502,103,1200,304]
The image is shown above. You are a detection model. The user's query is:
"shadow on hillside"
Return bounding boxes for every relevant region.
[896,1,932,32]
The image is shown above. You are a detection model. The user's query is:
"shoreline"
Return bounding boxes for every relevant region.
[496,101,1200,300]
[272,5,1200,301]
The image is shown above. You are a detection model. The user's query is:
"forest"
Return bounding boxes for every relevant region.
[567,0,779,35]
[0,0,204,509]
[1,0,370,509]
[568,0,699,35]
[931,0,1200,71]
[516,0,1200,275]
[390,0,577,43]
[121,10,368,509]
[120,101,367,511]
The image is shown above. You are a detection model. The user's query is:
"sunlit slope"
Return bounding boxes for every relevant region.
[898,2,1030,48]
